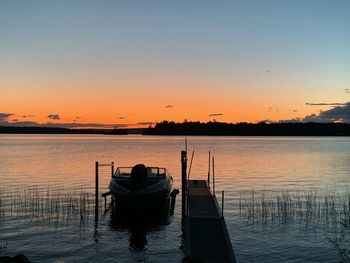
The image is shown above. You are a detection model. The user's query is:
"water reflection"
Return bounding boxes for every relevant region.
[109,205,171,253]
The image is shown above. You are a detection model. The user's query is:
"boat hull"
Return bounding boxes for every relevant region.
[111,189,171,213]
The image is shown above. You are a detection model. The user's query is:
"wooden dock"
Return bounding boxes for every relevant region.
[184,179,236,263]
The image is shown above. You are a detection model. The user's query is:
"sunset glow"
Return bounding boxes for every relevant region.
[1,1,350,128]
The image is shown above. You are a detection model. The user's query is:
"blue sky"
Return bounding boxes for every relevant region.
[1,0,350,126]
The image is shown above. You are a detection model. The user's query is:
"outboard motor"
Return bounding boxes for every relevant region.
[130,164,147,191]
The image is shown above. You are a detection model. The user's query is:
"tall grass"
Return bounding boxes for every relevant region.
[239,189,350,263]
[0,186,97,225]
[239,190,350,225]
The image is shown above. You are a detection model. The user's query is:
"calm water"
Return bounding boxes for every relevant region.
[1,135,350,262]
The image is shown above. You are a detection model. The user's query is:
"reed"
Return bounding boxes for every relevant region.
[239,189,350,262]
[239,189,350,225]
[0,185,99,225]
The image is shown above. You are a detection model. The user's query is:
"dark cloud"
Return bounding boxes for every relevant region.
[137,122,154,125]
[306,102,347,106]
[266,107,279,112]
[1,120,44,127]
[277,118,302,123]
[44,122,128,129]
[165,105,174,108]
[0,112,138,128]
[303,102,350,123]
[118,117,125,120]
[345,89,349,94]
[1,112,127,128]
[3,121,128,129]
[208,113,223,117]
[262,102,350,123]
[47,114,60,120]
[0,113,14,124]
[22,114,34,118]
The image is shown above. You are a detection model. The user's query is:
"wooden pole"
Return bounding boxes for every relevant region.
[181,150,187,218]
[111,161,114,177]
[208,151,211,188]
[187,150,194,181]
[222,190,224,218]
[95,161,99,221]
[212,157,215,196]
[170,189,179,214]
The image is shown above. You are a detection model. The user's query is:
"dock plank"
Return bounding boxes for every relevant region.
[185,180,236,263]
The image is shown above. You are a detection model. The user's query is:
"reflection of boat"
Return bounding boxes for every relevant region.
[109,206,171,252]
[109,164,173,211]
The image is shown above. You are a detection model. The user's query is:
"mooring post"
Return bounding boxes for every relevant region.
[181,150,187,218]
[111,161,114,177]
[212,156,215,196]
[170,189,179,214]
[208,150,211,188]
[95,161,99,221]
[222,190,224,218]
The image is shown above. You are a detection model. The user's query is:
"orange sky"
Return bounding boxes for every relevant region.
[1,1,349,127]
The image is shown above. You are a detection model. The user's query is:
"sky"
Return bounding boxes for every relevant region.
[1,0,350,128]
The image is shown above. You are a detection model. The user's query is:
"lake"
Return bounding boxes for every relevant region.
[1,134,350,262]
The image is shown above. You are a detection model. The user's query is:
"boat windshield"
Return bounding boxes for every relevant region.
[114,167,168,178]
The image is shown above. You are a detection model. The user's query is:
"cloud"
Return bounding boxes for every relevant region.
[0,113,14,124]
[0,113,128,128]
[22,114,34,118]
[118,117,125,119]
[293,110,298,112]
[345,89,350,94]
[1,120,44,127]
[47,114,60,120]
[3,121,128,129]
[43,122,128,129]
[165,105,174,108]
[277,118,303,123]
[0,112,148,128]
[306,102,347,106]
[303,102,350,123]
[208,113,223,117]
[72,116,81,122]
[137,122,154,125]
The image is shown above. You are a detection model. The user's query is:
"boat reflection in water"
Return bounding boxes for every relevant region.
[109,201,171,252]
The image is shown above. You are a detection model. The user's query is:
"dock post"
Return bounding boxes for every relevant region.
[181,150,187,218]
[212,157,215,196]
[222,190,224,218]
[208,151,211,188]
[111,161,114,177]
[170,189,179,214]
[95,161,99,222]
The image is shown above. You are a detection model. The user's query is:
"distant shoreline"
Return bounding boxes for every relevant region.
[2,122,350,136]
[143,121,350,136]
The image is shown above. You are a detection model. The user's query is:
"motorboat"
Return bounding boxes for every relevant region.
[109,164,173,211]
